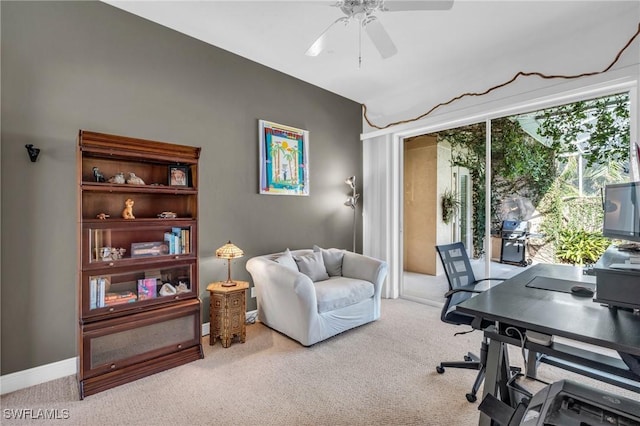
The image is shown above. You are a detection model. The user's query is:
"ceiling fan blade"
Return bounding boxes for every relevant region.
[381,0,454,12]
[364,17,397,59]
[305,17,349,57]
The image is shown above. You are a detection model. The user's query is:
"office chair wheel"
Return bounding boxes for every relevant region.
[436,366,445,374]
[466,393,477,403]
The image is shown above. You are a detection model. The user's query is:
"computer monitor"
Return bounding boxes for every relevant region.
[602,181,640,243]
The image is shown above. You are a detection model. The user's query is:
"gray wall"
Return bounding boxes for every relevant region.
[1,1,362,375]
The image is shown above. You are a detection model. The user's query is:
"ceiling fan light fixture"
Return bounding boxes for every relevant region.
[306,0,453,61]
[339,0,381,17]
[305,38,325,57]
[305,16,350,57]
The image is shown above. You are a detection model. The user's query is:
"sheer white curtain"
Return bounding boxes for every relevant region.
[362,133,399,298]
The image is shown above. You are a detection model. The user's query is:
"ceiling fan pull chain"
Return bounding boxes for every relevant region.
[358,19,363,68]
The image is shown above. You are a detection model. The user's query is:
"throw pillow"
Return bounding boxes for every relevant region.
[313,245,345,276]
[294,251,329,282]
[275,248,298,272]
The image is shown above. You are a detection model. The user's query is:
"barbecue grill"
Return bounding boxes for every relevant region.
[500,220,533,267]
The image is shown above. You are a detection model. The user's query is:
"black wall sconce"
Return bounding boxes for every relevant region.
[25,144,41,162]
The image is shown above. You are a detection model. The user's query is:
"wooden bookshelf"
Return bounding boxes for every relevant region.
[77,130,203,398]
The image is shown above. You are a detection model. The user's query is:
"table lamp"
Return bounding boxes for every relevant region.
[216,240,244,287]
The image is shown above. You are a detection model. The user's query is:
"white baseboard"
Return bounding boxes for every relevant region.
[201,309,258,335]
[1,310,258,395]
[0,357,77,395]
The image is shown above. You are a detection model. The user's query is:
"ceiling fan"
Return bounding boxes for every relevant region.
[305,0,454,65]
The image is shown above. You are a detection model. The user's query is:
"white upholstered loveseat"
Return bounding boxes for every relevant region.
[246,247,388,346]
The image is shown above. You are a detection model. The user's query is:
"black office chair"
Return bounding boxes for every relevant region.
[435,242,505,403]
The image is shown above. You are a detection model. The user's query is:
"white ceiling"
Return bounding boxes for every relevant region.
[103,1,638,128]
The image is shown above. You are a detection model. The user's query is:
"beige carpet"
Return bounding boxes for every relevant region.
[1,299,638,425]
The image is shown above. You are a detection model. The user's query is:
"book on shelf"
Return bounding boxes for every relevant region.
[97,277,106,308]
[171,227,182,255]
[164,232,175,254]
[137,278,158,300]
[93,229,102,262]
[104,291,138,306]
[90,278,98,310]
[131,241,169,257]
[161,228,191,255]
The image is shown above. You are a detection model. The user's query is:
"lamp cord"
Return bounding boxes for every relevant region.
[363,22,640,130]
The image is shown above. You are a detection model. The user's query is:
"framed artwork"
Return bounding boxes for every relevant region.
[168,165,189,187]
[259,120,309,196]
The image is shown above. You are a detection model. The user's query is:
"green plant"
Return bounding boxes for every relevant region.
[537,93,630,168]
[431,93,628,262]
[439,118,555,258]
[438,124,487,257]
[441,189,461,224]
[492,118,555,199]
[538,181,562,239]
[556,228,610,266]
[563,197,604,233]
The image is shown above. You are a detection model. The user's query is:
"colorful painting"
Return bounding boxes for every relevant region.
[259,120,309,196]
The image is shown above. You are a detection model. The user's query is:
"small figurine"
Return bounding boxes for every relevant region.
[157,211,177,219]
[99,247,126,261]
[92,167,105,182]
[159,283,177,296]
[122,198,135,219]
[96,213,110,220]
[176,282,189,294]
[100,247,112,261]
[108,172,125,184]
[111,248,126,260]
[126,172,145,185]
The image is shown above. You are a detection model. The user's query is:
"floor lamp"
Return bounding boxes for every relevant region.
[344,176,360,252]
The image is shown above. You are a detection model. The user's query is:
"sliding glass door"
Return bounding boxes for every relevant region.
[493,92,631,269]
[400,89,633,305]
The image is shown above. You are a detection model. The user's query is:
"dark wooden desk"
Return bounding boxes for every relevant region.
[457,263,640,426]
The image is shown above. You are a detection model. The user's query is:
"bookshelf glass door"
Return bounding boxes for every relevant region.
[86,223,194,267]
[83,263,195,317]
[81,301,200,380]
